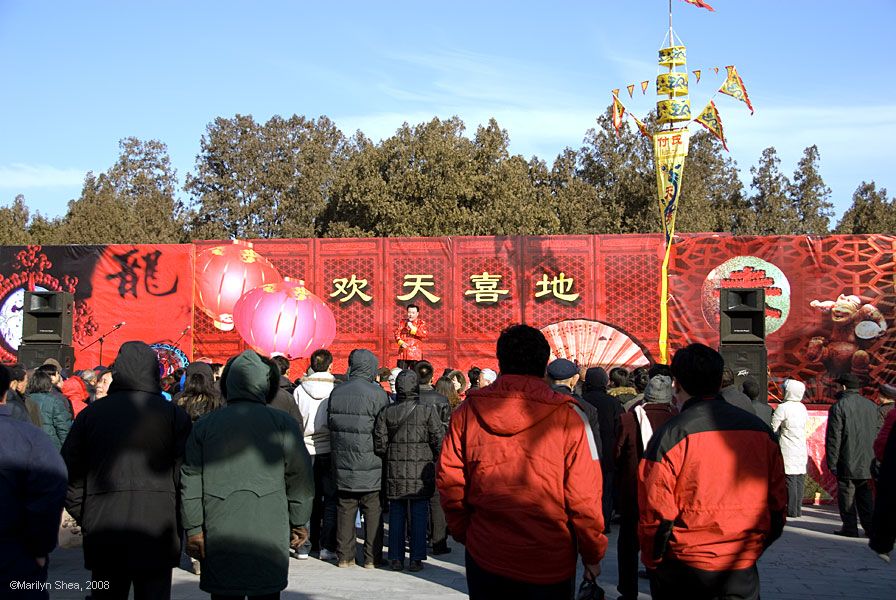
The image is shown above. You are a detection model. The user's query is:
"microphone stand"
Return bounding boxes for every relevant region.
[81,323,124,366]
[172,328,191,347]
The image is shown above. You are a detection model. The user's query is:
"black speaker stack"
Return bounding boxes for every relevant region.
[17,291,75,371]
[718,288,767,394]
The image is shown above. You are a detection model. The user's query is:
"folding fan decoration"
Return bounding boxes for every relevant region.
[540,319,651,371]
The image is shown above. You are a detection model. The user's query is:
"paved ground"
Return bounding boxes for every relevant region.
[44,505,895,599]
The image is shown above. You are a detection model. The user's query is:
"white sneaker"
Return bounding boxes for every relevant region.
[319,548,337,561]
[297,551,309,560]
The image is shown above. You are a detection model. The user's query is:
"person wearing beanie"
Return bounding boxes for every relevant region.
[582,366,622,533]
[826,373,879,537]
[546,359,603,463]
[771,379,809,517]
[614,375,677,600]
[478,368,497,387]
[180,350,314,597]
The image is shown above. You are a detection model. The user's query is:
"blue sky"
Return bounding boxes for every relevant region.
[2,0,894,223]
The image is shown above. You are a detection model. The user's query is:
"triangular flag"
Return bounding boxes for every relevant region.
[627,84,635,98]
[694,100,728,150]
[633,115,651,139]
[682,0,715,11]
[713,66,719,74]
[641,80,650,94]
[718,65,755,114]
[612,94,626,135]
[612,88,620,97]
[692,69,702,84]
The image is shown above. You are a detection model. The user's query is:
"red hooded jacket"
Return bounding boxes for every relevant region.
[62,376,89,417]
[436,374,607,584]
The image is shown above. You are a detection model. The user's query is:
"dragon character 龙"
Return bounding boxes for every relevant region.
[806,294,887,377]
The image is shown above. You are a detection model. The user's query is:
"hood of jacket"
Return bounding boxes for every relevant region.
[468,374,573,435]
[783,379,806,403]
[395,370,419,403]
[300,371,335,400]
[347,349,378,382]
[62,376,89,403]
[109,341,162,394]
[222,350,274,404]
[584,367,608,392]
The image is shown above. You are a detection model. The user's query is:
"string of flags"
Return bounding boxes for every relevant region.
[620,65,734,97]
[610,65,753,150]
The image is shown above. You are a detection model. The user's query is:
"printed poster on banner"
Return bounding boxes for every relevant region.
[653,128,690,242]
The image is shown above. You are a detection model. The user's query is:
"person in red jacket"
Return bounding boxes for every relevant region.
[395,304,427,369]
[639,343,786,600]
[437,324,607,599]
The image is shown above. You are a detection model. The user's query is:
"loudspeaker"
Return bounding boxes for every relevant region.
[22,291,74,345]
[17,343,76,371]
[719,288,765,344]
[719,344,767,397]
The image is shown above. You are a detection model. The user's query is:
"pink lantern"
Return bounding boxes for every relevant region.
[195,240,282,331]
[232,278,337,359]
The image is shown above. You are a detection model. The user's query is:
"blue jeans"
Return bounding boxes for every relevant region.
[388,498,428,561]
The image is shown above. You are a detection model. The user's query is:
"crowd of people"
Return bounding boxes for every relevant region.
[1,322,895,600]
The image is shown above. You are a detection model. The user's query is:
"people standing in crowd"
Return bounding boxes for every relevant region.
[374,370,443,572]
[874,384,896,463]
[743,376,773,425]
[294,348,338,561]
[413,360,451,556]
[622,367,650,412]
[719,367,755,414]
[614,375,676,600]
[438,325,607,599]
[180,350,313,600]
[877,382,895,428]
[639,343,786,600]
[0,366,68,600]
[825,373,879,537]
[79,369,98,404]
[26,368,71,450]
[395,304,427,369]
[447,370,468,400]
[271,355,296,395]
[94,368,112,401]
[175,361,223,422]
[608,367,637,406]
[771,378,809,518]
[434,376,461,411]
[547,358,602,459]
[582,366,622,533]
[328,349,390,568]
[467,366,481,391]
[62,341,192,600]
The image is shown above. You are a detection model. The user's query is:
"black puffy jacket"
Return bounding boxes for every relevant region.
[418,383,450,432]
[826,389,879,479]
[327,349,390,492]
[374,371,443,499]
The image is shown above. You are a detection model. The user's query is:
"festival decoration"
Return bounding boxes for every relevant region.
[694,100,727,150]
[719,65,755,114]
[641,80,650,94]
[541,319,651,371]
[607,1,756,363]
[806,294,887,378]
[232,278,337,359]
[627,84,635,98]
[194,240,282,331]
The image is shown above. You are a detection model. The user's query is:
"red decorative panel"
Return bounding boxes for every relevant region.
[521,236,594,329]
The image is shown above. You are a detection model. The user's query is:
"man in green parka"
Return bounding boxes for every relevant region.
[180,350,314,599]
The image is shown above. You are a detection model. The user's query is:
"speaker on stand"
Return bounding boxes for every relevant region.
[718,288,768,394]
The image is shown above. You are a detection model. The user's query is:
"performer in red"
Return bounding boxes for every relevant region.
[395,304,427,369]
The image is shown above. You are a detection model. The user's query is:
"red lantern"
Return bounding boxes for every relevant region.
[195,240,282,331]
[232,278,337,359]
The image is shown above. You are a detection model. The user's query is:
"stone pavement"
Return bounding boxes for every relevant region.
[44,505,895,599]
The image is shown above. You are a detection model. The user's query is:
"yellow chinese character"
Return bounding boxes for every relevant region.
[534,272,580,302]
[464,272,510,304]
[330,274,372,303]
[397,274,441,303]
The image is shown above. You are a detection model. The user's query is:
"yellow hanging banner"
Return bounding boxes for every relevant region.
[654,128,690,364]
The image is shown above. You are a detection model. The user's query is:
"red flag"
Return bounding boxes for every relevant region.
[681,0,715,10]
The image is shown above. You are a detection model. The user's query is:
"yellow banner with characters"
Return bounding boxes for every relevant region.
[654,128,690,242]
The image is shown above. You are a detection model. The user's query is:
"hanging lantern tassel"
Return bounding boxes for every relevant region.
[232,278,337,359]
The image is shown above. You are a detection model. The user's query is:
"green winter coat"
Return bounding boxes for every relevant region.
[180,351,313,596]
